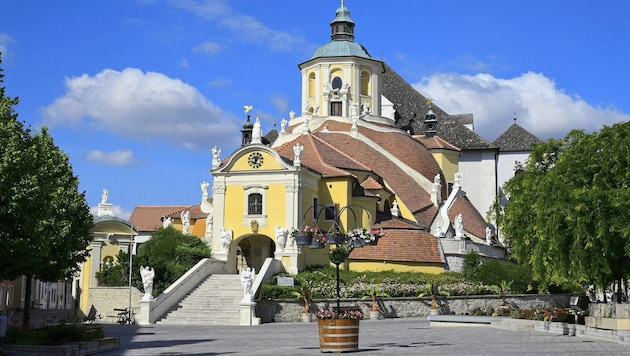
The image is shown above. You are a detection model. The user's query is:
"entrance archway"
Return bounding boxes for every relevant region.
[233,234,276,273]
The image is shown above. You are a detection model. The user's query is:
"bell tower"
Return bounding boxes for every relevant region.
[298,1,385,121]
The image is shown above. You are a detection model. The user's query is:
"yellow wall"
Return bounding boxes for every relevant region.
[232,151,284,172]
[348,260,444,274]
[431,150,459,182]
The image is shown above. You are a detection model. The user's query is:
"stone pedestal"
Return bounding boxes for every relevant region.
[240,302,261,326]
[586,303,630,331]
[138,299,152,325]
[275,251,299,275]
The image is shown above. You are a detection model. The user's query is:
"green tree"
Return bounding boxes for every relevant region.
[0,55,94,327]
[96,227,211,296]
[497,123,630,293]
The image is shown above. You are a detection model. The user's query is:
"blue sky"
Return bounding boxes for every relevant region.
[2,0,629,220]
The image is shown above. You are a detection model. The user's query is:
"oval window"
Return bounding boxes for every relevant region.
[332,76,343,90]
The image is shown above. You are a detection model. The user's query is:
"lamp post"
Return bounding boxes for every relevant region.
[127,223,134,324]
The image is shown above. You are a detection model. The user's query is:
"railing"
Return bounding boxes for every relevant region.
[137,258,227,325]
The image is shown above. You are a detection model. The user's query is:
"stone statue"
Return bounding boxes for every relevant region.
[313,104,319,116]
[275,225,288,252]
[101,189,109,204]
[289,110,295,120]
[432,174,441,192]
[351,102,359,117]
[280,118,288,133]
[162,216,172,228]
[212,146,221,169]
[293,143,304,167]
[486,226,493,245]
[240,267,255,303]
[351,114,358,129]
[201,181,209,196]
[252,117,262,144]
[221,227,232,252]
[181,210,191,235]
[140,266,155,301]
[362,102,370,115]
[454,214,464,238]
[454,171,463,188]
[390,200,400,217]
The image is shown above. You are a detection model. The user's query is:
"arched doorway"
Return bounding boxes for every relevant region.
[234,234,276,273]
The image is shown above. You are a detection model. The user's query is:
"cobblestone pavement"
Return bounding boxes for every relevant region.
[99,318,630,356]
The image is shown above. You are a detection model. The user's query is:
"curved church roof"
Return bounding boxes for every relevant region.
[275,120,443,229]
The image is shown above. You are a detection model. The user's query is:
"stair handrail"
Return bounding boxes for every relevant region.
[137,258,227,325]
[252,257,285,299]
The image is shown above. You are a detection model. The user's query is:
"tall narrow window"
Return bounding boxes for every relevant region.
[248,193,263,215]
[360,71,370,96]
[313,197,319,219]
[330,102,342,116]
[308,72,316,97]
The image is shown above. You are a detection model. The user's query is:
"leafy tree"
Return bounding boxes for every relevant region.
[462,251,481,281]
[0,55,94,328]
[96,227,211,296]
[497,123,630,293]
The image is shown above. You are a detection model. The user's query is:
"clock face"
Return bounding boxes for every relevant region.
[247,152,264,168]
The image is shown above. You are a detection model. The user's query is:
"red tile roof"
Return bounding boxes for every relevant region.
[448,195,488,240]
[276,123,443,229]
[129,204,206,232]
[349,228,443,264]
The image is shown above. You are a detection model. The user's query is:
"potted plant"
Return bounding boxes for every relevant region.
[292,278,314,322]
[418,281,448,315]
[361,284,389,320]
[316,308,363,352]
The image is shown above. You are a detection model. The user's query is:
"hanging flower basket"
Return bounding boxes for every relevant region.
[328,246,349,264]
[326,232,346,245]
[309,237,325,249]
[294,233,311,246]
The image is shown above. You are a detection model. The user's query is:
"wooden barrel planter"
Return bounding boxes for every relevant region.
[318,319,359,353]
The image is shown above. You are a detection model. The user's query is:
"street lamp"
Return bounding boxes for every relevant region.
[127,223,134,324]
[296,205,375,312]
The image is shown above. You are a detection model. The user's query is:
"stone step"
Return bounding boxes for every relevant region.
[156,273,244,326]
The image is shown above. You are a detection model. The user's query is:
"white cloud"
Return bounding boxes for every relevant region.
[41,68,241,150]
[90,204,132,220]
[193,42,223,55]
[208,77,231,87]
[173,0,306,52]
[270,95,289,114]
[0,32,15,58]
[86,149,137,166]
[413,72,630,141]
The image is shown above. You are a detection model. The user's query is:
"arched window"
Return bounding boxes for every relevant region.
[248,193,263,215]
[243,184,268,218]
[308,72,316,97]
[360,71,370,96]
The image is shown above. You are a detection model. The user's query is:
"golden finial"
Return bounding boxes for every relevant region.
[426,98,432,107]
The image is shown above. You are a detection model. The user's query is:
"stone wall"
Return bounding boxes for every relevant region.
[88,287,143,322]
[255,294,570,323]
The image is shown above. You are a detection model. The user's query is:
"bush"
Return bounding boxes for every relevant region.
[475,260,533,293]
[5,323,101,346]
[95,227,211,296]
[462,251,481,280]
[258,266,496,300]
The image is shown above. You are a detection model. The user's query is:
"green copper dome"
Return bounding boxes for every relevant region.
[311,41,372,60]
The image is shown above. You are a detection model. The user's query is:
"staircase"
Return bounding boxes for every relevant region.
[157,274,243,325]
